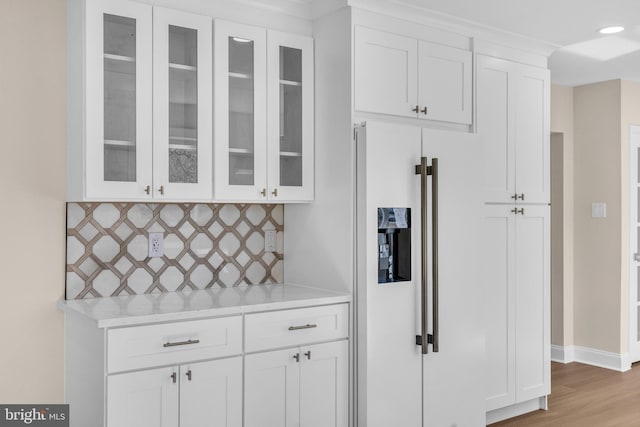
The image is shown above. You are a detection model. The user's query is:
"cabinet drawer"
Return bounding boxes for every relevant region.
[107,316,242,373]
[245,304,348,352]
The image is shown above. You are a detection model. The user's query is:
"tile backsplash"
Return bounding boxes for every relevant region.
[66,203,284,300]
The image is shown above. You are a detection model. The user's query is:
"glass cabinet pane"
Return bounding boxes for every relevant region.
[279,46,303,187]
[103,14,137,182]
[228,37,255,185]
[168,25,198,184]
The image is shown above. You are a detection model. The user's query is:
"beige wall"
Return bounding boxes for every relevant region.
[550,84,575,347]
[573,80,623,353]
[0,0,66,402]
[619,80,640,353]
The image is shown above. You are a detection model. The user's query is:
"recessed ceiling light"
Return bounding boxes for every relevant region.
[599,26,625,34]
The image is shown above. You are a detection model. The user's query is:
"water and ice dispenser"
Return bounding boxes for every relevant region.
[377,208,411,283]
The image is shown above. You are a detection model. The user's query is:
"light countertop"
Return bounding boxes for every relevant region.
[58,283,351,328]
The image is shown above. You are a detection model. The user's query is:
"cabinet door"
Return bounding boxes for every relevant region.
[107,367,178,427]
[267,31,314,201]
[354,26,418,118]
[299,341,348,427]
[418,41,472,124]
[477,55,515,203]
[153,8,212,200]
[244,348,300,427]
[180,357,242,427]
[214,20,267,201]
[514,205,550,402]
[85,0,153,199]
[483,204,516,411]
[514,65,550,204]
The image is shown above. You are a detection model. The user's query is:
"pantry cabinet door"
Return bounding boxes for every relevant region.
[153,8,212,200]
[513,65,550,204]
[514,205,550,402]
[354,26,418,118]
[214,20,268,201]
[85,0,153,199]
[180,357,242,427]
[107,367,179,427]
[267,30,314,201]
[418,41,472,124]
[483,204,516,411]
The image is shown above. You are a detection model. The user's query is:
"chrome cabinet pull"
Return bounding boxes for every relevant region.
[511,208,524,215]
[288,324,317,331]
[272,188,278,197]
[511,193,518,200]
[163,339,200,348]
[412,105,420,113]
[144,185,151,195]
[171,372,177,384]
[517,193,525,200]
[421,106,428,115]
[158,185,165,195]
[304,350,311,360]
[186,370,192,381]
[261,188,267,197]
[293,353,300,362]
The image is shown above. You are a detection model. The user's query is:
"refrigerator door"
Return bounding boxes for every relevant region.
[356,121,422,427]
[420,128,485,426]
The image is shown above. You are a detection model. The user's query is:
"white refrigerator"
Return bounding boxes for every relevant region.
[355,121,485,426]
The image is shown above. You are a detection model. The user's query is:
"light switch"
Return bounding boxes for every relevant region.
[591,202,606,218]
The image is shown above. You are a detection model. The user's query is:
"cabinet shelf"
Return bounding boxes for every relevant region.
[229,148,254,155]
[104,139,135,148]
[280,151,302,157]
[229,72,253,80]
[105,53,136,75]
[169,62,196,72]
[280,79,301,87]
[104,53,135,63]
[169,142,197,151]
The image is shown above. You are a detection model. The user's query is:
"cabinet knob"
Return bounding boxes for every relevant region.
[159,185,165,196]
[170,372,177,384]
[186,370,192,381]
[304,350,311,360]
[421,106,428,115]
[293,353,300,363]
[412,105,420,113]
[272,188,278,197]
[144,185,151,195]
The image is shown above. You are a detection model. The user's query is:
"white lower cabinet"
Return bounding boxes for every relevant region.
[107,358,242,427]
[64,300,349,427]
[245,341,348,427]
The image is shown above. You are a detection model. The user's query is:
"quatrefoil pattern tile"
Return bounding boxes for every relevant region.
[66,203,284,300]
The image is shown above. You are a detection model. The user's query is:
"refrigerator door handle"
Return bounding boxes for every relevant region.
[415,157,439,354]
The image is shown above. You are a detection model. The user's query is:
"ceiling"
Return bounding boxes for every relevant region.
[397,0,640,86]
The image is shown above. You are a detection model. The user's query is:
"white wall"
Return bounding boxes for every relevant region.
[0,0,66,402]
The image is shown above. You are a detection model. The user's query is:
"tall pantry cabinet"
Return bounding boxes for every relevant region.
[477,54,551,423]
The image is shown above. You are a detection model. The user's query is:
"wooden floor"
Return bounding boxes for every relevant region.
[491,362,640,426]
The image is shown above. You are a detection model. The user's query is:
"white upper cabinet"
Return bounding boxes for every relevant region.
[153,8,213,200]
[477,55,550,204]
[83,0,154,200]
[214,20,268,201]
[214,21,314,202]
[68,0,212,201]
[267,31,314,201]
[354,26,472,125]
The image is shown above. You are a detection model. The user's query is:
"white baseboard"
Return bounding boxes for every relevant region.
[486,397,546,425]
[551,344,631,372]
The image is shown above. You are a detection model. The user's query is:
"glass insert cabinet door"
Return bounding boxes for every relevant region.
[214,20,268,201]
[86,0,153,199]
[267,31,314,201]
[153,8,212,200]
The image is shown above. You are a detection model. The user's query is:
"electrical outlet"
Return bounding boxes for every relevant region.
[264,230,277,253]
[148,232,164,257]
